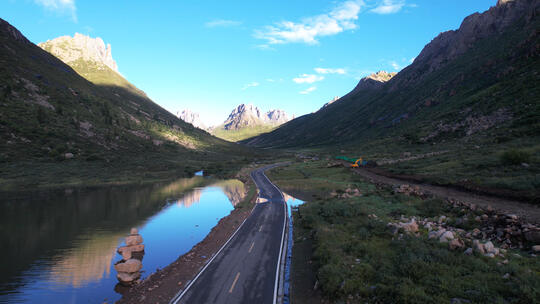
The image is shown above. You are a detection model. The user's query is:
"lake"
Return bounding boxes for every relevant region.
[0,176,245,304]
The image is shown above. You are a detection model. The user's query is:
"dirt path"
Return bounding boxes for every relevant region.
[354,168,540,224]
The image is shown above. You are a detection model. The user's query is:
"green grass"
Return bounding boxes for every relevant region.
[269,161,540,303]
[212,125,277,142]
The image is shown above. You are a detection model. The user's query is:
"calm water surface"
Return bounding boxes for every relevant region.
[0,176,245,304]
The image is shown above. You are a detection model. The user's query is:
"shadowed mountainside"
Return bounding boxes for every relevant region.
[0,20,256,190]
[245,0,539,201]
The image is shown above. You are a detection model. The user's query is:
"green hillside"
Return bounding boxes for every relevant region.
[212,124,277,142]
[0,19,256,191]
[245,2,540,202]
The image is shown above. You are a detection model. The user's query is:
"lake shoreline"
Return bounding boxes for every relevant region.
[116,170,259,304]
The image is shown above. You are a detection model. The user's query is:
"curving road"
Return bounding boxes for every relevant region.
[170,164,287,304]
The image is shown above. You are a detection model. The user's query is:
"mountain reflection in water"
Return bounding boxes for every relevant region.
[0,176,245,304]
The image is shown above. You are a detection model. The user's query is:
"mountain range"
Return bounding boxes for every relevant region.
[177,104,292,142]
[246,0,539,148]
[245,0,539,201]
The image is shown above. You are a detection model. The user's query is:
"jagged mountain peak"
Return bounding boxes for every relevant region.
[222,104,291,130]
[38,33,118,73]
[177,109,206,130]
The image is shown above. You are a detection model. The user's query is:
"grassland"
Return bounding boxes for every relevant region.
[267,161,540,304]
[212,125,277,142]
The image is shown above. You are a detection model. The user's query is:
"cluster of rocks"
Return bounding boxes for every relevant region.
[330,188,362,199]
[448,199,540,249]
[388,203,540,258]
[393,184,425,197]
[115,228,145,285]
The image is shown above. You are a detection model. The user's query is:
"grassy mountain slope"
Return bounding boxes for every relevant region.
[0,19,256,191]
[245,0,540,201]
[212,124,277,142]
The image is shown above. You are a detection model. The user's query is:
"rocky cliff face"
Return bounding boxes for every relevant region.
[392,0,539,89]
[350,71,396,95]
[38,33,119,73]
[222,104,291,130]
[177,109,206,130]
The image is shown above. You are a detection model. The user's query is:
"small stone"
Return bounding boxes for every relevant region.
[473,240,485,254]
[400,220,419,233]
[506,214,518,220]
[532,245,540,252]
[503,273,510,279]
[64,152,74,159]
[125,234,143,246]
[117,271,141,284]
[121,250,132,260]
[114,259,142,273]
[118,244,145,255]
[524,230,540,243]
[439,231,455,243]
[484,241,495,253]
[449,239,465,250]
[481,214,489,221]
[464,248,473,255]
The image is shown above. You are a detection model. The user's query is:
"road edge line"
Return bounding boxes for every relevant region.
[261,167,288,304]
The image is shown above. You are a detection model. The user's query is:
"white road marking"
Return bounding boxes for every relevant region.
[229,272,241,293]
[248,241,255,253]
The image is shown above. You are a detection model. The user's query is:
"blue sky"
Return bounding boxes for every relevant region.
[2,0,495,125]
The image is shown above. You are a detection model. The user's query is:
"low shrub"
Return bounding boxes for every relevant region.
[500,149,530,165]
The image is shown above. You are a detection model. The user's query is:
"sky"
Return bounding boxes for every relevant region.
[1,0,496,126]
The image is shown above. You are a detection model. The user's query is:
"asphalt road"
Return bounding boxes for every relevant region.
[171,164,286,304]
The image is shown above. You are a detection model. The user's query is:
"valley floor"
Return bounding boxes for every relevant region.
[266,160,540,303]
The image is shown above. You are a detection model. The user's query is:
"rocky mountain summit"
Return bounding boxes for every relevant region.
[177,109,206,130]
[39,33,118,73]
[350,71,396,95]
[222,104,291,130]
[391,0,539,89]
[319,96,341,111]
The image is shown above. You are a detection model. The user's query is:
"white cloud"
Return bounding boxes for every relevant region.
[390,61,401,70]
[242,82,259,90]
[254,0,365,45]
[293,74,324,84]
[315,67,346,74]
[266,79,275,82]
[34,0,77,22]
[409,56,416,63]
[371,0,405,14]
[300,86,317,94]
[205,19,242,28]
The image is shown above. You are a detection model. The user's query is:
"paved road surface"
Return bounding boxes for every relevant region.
[171,164,286,304]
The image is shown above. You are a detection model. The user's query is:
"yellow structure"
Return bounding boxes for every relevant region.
[351,158,363,168]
